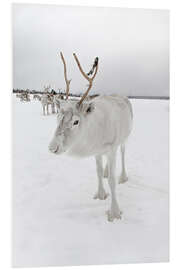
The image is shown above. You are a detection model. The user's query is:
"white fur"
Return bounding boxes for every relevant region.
[49,95,133,221]
[41,94,56,115]
[54,95,62,113]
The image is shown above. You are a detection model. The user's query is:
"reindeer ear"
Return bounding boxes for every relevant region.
[85,103,94,114]
[78,102,95,115]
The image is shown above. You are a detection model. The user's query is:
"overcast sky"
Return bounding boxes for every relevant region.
[13,4,169,96]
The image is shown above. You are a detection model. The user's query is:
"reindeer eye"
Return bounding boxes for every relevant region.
[73,120,79,125]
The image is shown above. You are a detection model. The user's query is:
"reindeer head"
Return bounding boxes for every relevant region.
[49,52,98,155]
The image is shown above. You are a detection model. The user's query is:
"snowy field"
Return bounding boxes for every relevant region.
[12,96,169,267]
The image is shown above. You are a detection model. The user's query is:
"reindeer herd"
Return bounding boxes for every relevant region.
[15,86,65,116]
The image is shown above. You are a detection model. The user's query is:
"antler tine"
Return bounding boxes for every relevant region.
[60,52,71,100]
[73,53,90,81]
[73,53,99,106]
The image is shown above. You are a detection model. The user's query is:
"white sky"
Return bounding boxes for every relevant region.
[13,4,169,96]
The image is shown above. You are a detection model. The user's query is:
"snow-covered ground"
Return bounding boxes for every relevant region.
[12,96,169,267]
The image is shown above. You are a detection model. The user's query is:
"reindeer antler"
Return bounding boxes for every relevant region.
[73,53,99,106]
[60,52,71,100]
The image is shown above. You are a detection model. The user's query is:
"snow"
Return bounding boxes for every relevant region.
[12,96,169,267]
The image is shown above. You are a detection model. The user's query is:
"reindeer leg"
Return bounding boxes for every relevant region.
[43,105,45,116]
[104,162,108,178]
[94,155,108,200]
[47,104,49,115]
[119,144,128,184]
[106,148,122,222]
[52,104,55,114]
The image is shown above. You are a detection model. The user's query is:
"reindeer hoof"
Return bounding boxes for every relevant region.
[93,189,108,200]
[104,171,108,178]
[119,176,128,184]
[106,208,122,222]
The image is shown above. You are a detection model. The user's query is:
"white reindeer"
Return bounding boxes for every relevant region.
[41,85,55,115]
[49,52,133,222]
[41,94,50,115]
[54,94,65,113]
[33,94,41,101]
